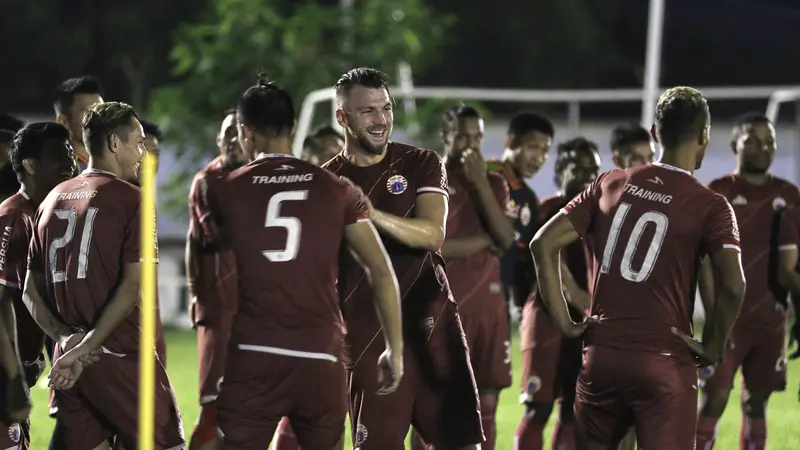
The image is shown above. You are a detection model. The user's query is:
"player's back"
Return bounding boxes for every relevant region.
[31,169,145,355]
[218,154,367,357]
[570,163,738,359]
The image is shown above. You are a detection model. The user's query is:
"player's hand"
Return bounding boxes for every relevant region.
[5,375,31,423]
[461,149,488,186]
[560,315,598,339]
[341,176,375,219]
[376,348,403,395]
[59,332,102,366]
[48,347,89,390]
[671,327,718,367]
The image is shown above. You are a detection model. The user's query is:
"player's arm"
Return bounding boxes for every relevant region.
[0,287,23,379]
[698,256,716,314]
[371,193,448,251]
[22,271,74,346]
[560,260,591,311]
[777,246,800,297]
[530,213,589,337]
[344,220,404,392]
[440,234,495,260]
[462,151,515,249]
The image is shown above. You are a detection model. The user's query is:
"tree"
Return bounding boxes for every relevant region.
[149,0,454,219]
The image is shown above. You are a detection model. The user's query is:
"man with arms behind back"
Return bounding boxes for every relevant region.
[205,76,403,449]
[24,102,184,450]
[324,67,483,450]
[0,122,77,450]
[696,113,800,450]
[531,87,745,450]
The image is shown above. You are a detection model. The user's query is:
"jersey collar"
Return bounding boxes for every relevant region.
[652,162,691,176]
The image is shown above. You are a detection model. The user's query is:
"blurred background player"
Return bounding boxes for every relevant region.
[609,122,655,169]
[0,122,76,450]
[486,112,553,319]
[141,119,163,162]
[532,86,745,450]
[324,67,483,450]
[424,104,514,450]
[301,124,344,166]
[0,113,25,201]
[206,75,403,450]
[25,102,184,449]
[52,76,104,171]
[515,137,600,450]
[697,112,800,450]
[186,108,245,450]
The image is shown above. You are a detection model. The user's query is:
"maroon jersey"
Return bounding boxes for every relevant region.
[204,154,368,358]
[563,163,740,362]
[444,169,509,316]
[188,156,238,326]
[323,143,455,367]
[779,206,800,256]
[28,169,158,355]
[0,192,45,365]
[707,174,800,329]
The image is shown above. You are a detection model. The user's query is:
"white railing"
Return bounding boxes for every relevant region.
[293,85,800,157]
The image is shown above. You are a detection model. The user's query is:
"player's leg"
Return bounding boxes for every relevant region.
[52,374,115,450]
[630,352,698,450]
[573,346,633,450]
[413,315,484,450]
[190,325,230,450]
[696,340,741,449]
[274,417,300,450]
[737,328,787,450]
[551,338,582,450]
[289,357,348,450]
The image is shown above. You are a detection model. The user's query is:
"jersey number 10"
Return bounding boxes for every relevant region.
[599,202,668,283]
[49,207,99,283]
[263,190,308,263]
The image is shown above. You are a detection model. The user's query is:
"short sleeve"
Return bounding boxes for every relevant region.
[189,173,221,247]
[342,183,370,225]
[488,173,513,218]
[415,150,448,197]
[561,175,603,237]
[123,195,159,264]
[778,207,800,252]
[0,212,25,289]
[701,194,741,256]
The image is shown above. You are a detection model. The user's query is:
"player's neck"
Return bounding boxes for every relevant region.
[734,170,770,185]
[655,149,695,174]
[18,180,42,205]
[500,156,522,182]
[86,155,123,179]
[252,140,293,160]
[71,140,89,162]
[343,140,385,167]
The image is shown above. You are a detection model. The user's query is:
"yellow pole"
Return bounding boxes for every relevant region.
[138,153,157,450]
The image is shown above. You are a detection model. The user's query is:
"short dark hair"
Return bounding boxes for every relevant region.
[610,122,651,153]
[140,120,163,141]
[237,74,295,137]
[82,102,140,156]
[334,67,391,106]
[312,125,344,141]
[11,122,70,181]
[53,76,104,115]
[654,86,709,149]
[508,112,554,140]
[731,111,772,142]
[0,113,25,133]
[441,104,481,134]
[554,136,599,186]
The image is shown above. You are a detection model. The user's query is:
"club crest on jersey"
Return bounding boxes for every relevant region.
[520,204,532,226]
[386,175,407,194]
[773,197,786,211]
[356,423,369,445]
[526,375,542,394]
[8,423,21,443]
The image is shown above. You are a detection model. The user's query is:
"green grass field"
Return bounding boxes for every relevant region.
[28,328,800,449]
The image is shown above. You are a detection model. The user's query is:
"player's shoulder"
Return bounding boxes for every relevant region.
[0,192,34,218]
[768,175,800,198]
[706,174,736,191]
[389,141,442,166]
[539,193,567,209]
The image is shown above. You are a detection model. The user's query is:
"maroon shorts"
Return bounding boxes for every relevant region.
[197,322,232,404]
[0,419,29,450]
[575,346,697,450]
[55,350,184,450]
[460,300,512,391]
[347,314,483,449]
[519,303,582,404]
[217,347,347,450]
[702,324,787,393]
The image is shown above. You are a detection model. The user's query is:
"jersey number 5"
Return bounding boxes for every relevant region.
[600,202,668,283]
[49,207,99,283]
[263,190,308,263]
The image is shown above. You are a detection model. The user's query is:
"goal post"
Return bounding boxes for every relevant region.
[293,85,800,157]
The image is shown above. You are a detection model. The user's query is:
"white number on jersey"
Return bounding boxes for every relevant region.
[600,202,668,283]
[49,207,99,282]
[262,190,308,262]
